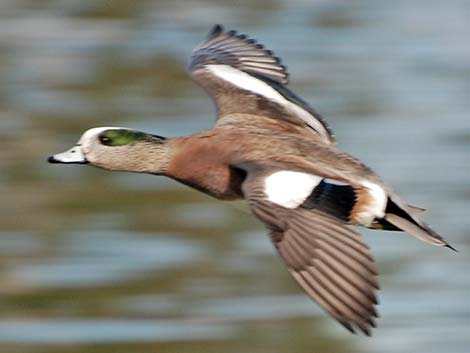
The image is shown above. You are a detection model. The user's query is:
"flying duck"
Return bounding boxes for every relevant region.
[48,24,455,335]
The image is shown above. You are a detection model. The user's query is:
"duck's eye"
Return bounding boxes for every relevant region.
[99,135,112,145]
[98,129,146,147]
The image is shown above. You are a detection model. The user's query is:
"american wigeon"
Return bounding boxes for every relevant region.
[48,25,454,335]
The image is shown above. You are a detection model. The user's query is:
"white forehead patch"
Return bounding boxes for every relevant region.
[264,171,323,209]
[78,126,128,144]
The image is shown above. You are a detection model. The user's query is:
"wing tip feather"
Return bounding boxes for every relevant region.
[209,24,224,38]
[192,24,289,85]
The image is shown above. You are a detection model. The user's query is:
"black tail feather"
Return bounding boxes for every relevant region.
[382,198,454,248]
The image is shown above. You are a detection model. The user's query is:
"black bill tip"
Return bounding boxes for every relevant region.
[47,155,89,164]
[48,155,59,163]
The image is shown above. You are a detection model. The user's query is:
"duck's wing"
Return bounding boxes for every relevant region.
[237,162,379,335]
[188,24,335,144]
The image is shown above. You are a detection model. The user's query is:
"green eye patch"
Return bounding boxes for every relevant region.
[99,129,146,146]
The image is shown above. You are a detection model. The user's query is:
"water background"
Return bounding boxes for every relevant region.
[0,1,468,352]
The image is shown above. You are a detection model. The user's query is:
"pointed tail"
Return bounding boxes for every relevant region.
[383,199,457,252]
[384,213,456,251]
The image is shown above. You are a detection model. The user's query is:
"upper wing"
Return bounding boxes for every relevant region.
[240,166,379,335]
[190,24,289,85]
[188,24,335,144]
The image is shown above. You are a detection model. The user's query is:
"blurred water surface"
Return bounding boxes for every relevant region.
[0,1,468,352]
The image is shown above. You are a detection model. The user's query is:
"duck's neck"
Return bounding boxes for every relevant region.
[134,140,172,175]
[97,139,173,175]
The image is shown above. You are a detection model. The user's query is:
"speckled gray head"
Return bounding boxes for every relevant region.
[48,126,168,173]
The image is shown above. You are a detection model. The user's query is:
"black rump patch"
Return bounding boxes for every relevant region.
[300,180,357,221]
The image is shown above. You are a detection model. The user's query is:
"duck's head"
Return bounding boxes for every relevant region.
[48,127,169,174]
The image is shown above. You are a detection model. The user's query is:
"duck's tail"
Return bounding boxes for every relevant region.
[379,198,457,252]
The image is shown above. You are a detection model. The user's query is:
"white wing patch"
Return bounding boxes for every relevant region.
[264,171,323,209]
[355,181,388,225]
[207,64,332,144]
[207,64,282,101]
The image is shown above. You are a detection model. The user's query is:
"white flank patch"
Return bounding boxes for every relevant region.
[356,181,387,225]
[264,171,323,209]
[207,65,332,144]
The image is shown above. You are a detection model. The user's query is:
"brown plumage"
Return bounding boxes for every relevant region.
[48,25,455,335]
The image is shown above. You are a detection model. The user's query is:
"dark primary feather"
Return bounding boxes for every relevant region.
[190,24,289,84]
[254,201,379,335]
[239,166,379,335]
